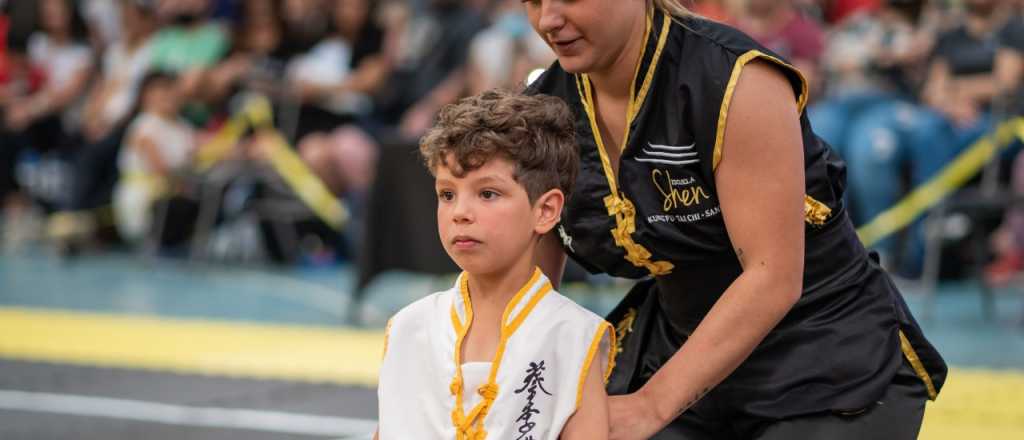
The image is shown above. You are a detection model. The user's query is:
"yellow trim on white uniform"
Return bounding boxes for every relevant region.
[575,321,616,410]
[448,269,552,440]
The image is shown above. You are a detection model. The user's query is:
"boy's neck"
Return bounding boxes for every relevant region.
[464,256,538,314]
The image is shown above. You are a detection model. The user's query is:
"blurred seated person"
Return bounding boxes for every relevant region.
[465,0,554,94]
[113,71,196,244]
[985,10,1024,284]
[809,0,932,173]
[287,0,385,139]
[205,0,291,109]
[280,0,331,60]
[738,0,825,97]
[150,0,228,124]
[296,0,484,199]
[1,32,46,216]
[80,0,158,144]
[4,0,93,148]
[838,0,1008,276]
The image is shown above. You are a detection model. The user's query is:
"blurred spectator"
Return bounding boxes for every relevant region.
[291,0,388,197]
[288,0,386,138]
[2,28,46,217]
[837,0,1008,276]
[280,0,331,59]
[206,0,291,107]
[810,0,932,166]
[4,0,94,143]
[81,0,159,144]
[738,0,825,94]
[985,10,1024,284]
[296,0,484,199]
[465,0,553,94]
[150,0,228,122]
[113,72,195,243]
[83,0,123,49]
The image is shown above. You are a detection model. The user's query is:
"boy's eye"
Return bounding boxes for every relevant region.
[480,190,499,200]
[438,190,454,201]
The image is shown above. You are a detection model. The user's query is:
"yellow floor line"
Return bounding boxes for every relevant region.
[0,307,384,386]
[0,307,1022,437]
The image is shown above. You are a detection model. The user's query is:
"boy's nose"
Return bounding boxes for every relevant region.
[451,199,474,224]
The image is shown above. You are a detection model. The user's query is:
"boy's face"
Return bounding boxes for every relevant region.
[435,155,556,277]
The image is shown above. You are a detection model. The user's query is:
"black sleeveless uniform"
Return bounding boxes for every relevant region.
[526,9,946,437]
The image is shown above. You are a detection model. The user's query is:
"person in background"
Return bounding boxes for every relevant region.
[291,0,388,198]
[113,71,196,244]
[288,0,386,139]
[4,0,93,147]
[808,0,933,223]
[738,0,825,96]
[984,7,1024,284]
[465,0,555,95]
[205,0,291,109]
[150,0,228,124]
[81,0,159,144]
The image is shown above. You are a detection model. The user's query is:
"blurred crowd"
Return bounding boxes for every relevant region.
[2,0,1024,286]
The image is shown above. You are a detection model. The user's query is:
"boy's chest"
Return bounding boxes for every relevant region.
[461,316,502,363]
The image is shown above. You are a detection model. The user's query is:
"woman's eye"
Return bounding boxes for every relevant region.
[480,190,499,200]
[439,190,454,201]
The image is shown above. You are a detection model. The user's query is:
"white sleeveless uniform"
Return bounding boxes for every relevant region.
[378,268,615,440]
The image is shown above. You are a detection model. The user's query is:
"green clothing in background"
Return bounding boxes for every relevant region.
[150,24,228,72]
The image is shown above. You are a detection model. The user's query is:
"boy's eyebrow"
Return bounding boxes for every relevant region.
[472,174,513,186]
[435,174,513,186]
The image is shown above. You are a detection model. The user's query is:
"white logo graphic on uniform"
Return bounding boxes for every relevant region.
[636,142,699,165]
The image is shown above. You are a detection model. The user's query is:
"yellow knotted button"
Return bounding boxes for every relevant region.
[477,384,498,400]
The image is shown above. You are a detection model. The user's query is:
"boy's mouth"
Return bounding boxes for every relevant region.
[451,235,482,250]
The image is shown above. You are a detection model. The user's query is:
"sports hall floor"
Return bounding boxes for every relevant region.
[1,249,1022,439]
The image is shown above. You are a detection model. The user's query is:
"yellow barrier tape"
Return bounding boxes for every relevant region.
[856,117,1024,247]
[262,130,349,230]
[189,95,347,231]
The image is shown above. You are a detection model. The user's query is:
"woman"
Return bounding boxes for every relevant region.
[522,1,946,439]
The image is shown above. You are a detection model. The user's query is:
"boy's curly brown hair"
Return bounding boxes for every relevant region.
[419,89,578,202]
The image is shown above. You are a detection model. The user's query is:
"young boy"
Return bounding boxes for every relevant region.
[375,89,613,440]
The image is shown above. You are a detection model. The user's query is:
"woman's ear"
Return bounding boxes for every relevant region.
[533,188,565,235]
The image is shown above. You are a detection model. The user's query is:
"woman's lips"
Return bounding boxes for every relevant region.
[552,37,582,55]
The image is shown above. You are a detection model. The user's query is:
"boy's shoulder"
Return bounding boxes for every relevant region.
[531,288,609,331]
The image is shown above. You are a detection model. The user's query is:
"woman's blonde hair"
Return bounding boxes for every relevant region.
[651,0,693,18]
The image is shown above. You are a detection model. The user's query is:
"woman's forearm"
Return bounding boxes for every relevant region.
[639,266,800,424]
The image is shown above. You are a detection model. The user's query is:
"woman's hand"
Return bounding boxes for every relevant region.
[608,390,666,440]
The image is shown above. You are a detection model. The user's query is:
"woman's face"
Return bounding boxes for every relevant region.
[524,0,644,74]
[40,0,71,36]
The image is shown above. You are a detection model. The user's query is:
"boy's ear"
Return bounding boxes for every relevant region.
[533,189,565,235]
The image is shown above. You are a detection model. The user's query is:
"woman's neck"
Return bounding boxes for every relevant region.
[588,8,649,100]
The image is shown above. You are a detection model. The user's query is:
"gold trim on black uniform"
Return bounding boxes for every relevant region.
[574,10,674,277]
